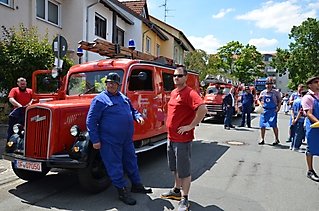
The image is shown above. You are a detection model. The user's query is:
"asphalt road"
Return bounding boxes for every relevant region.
[0,112,319,211]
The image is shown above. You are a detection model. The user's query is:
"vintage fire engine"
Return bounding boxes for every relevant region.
[202,76,241,120]
[3,40,201,193]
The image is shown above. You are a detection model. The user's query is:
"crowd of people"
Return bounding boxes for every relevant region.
[6,71,319,210]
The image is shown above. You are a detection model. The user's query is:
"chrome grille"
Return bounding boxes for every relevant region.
[25,107,51,159]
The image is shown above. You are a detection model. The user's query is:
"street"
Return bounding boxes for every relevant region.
[0,112,319,211]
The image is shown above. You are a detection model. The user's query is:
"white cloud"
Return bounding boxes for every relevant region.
[236,1,317,33]
[309,1,319,9]
[248,38,278,50]
[188,35,222,54]
[212,8,235,19]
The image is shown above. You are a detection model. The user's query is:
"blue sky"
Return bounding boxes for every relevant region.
[146,0,319,54]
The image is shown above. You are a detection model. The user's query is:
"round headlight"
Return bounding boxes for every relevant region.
[70,125,80,137]
[13,124,22,134]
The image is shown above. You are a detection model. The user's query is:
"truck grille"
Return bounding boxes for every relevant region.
[206,104,223,112]
[25,107,51,159]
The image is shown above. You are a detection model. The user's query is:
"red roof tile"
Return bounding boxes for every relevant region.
[121,0,146,16]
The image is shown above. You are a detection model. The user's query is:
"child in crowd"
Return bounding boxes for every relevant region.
[290,90,308,151]
[282,93,290,114]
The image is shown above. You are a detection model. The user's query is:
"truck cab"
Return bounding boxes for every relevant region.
[3,58,200,193]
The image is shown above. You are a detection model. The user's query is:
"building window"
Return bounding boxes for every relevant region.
[116,27,124,46]
[95,13,107,39]
[0,0,13,7]
[146,36,151,53]
[36,0,60,26]
[174,46,178,63]
[156,44,160,57]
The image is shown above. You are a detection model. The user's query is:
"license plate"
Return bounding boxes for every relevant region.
[208,111,217,115]
[14,159,42,172]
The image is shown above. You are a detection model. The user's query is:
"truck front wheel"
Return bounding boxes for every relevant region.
[78,149,111,193]
[11,162,50,181]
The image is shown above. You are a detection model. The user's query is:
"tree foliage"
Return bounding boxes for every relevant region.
[0,24,74,93]
[217,41,265,84]
[271,18,319,89]
[184,49,208,79]
[288,18,319,87]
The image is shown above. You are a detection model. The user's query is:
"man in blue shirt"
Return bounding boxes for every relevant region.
[86,72,151,205]
[240,86,254,128]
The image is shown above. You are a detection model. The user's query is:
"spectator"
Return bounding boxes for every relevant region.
[7,77,32,140]
[301,76,319,182]
[223,87,236,130]
[160,66,207,211]
[282,93,290,114]
[258,77,282,145]
[239,86,254,128]
[86,72,152,205]
[287,84,305,143]
[290,90,307,151]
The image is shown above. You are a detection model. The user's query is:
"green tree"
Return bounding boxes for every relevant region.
[184,49,208,79]
[217,41,264,84]
[0,24,54,90]
[0,24,74,93]
[287,18,319,87]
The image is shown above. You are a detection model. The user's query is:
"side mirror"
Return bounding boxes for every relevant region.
[43,77,50,85]
[137,72,147,81]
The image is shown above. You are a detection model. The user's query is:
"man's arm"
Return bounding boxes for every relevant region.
[9,97,22,108]
[177,104,208,135]
[305,109,319,124]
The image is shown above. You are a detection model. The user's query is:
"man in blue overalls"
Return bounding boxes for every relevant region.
[240,86,254,128]
[86,72,152,205]
[301,76,319,182]
[258,78,282,145]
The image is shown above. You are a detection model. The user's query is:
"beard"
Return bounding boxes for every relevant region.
[19,87,26,92]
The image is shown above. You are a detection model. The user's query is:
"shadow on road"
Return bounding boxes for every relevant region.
[7,140,228,210]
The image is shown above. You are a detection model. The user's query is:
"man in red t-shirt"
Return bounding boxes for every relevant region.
[7,77,33,140]
[161,66,207,211]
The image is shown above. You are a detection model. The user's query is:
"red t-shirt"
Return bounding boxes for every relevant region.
[166,86,204,142]
[8,87,32,108]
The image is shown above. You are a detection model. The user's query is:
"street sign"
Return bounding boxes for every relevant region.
[52,35,68,58]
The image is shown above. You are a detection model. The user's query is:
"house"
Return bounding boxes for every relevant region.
[149,15,195,65]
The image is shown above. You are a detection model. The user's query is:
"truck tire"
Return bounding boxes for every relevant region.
[11,162,50,181]
[78,149,111,193]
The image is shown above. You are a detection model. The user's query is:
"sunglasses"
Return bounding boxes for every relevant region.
[173,74,185,78]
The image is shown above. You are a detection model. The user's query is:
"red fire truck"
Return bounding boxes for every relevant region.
[3,58,200,193]
[203,80,241,120]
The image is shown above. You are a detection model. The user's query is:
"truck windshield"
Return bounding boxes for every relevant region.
[67,70,124,96]
[207,87,230,95]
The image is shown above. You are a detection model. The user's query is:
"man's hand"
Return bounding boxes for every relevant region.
[92,142,101,149]
[136,117,145,125]
[177,125,193,135]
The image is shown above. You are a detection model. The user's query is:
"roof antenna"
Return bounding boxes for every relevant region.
[159,0,174,22]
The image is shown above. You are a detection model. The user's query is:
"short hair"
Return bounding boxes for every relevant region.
[176,65,187,75]
[298,84,305,88]
[17,77,26,82]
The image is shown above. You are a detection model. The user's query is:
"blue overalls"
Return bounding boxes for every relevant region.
[291,98,305,150]
[305,96,319,156]
[241,92,253,127]
[86,90,142,188]
[260,92,278,128]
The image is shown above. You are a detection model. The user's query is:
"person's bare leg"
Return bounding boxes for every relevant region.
[180,176,191,196]
[273,127,279,141]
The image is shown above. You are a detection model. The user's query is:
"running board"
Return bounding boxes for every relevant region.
[135,139,167,154]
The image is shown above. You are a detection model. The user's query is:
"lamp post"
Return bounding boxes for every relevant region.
[77,47,83,64]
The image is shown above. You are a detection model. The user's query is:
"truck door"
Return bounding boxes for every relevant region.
[126,65,161,141]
